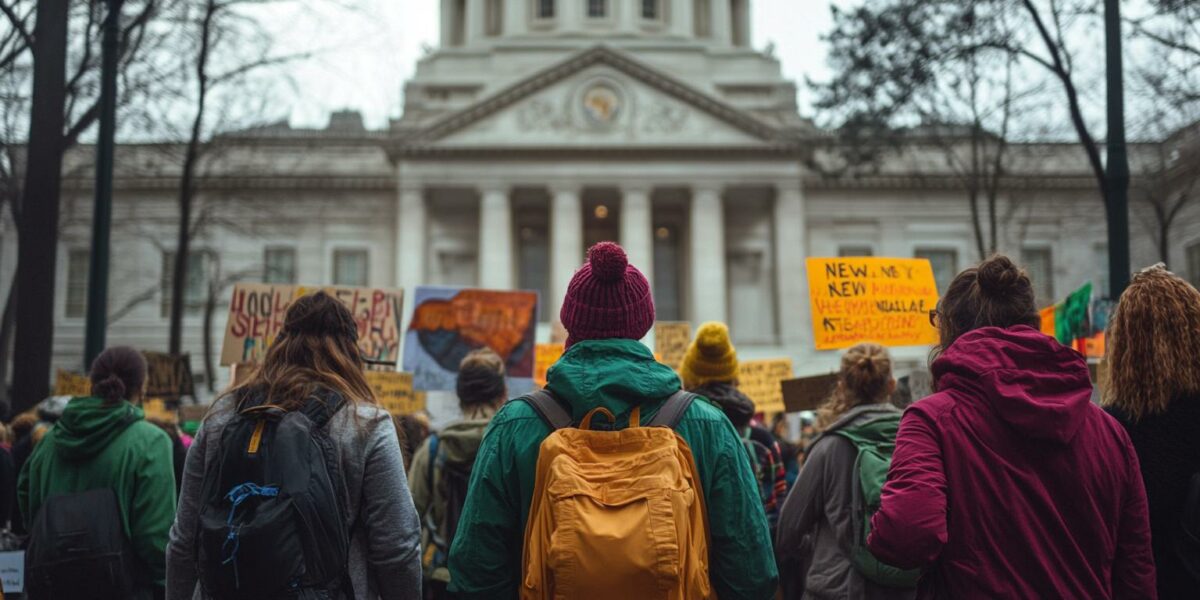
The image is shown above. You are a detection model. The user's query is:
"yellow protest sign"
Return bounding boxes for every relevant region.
[365,371,424,416]
[141,398,177,424]
[534,343,565,388]
[55,369,92,397]
[806,257,940,350]
[737,358,793,413]
[654,322,692,371]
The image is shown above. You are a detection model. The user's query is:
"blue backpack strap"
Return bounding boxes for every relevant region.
[647,390,697,429]
[521,389,573,430]
[425,434,440,493]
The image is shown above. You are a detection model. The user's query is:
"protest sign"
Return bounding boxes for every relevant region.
[534,343,565,388]
[781,373,838,413]
[54,369,91,397]
[1055,282,1092,345]
[1039,305,1057,337]
[403,287,538,391]
[141,398,176,424]
[654,322,691,371]
[365,371,425,416]
[738,358,793,413]
[221,284,404,366]
[806,258,940,350]
[0,551,23,593]
[143,352,194,401]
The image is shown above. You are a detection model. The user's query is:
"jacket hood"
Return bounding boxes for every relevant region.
[437,418,491,466]
[52,396,143,460]
[933,325,1093,443]
[545,338,682,423]
[691,381,755,428]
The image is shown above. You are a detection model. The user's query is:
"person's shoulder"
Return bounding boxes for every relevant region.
[127,419,171,444]
[489,396,542,427]
[905,390,958,420]
[680,393,730,424]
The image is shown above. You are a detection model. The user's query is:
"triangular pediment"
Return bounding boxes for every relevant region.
[408,47,783,149]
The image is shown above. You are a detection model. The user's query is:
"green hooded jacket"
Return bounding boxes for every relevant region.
[447,339,779,599]
[18,397,177,587]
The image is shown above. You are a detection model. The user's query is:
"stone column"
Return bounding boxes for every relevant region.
[689,184,727,324]
[550,184,583,322]
[505,0,527,36]
[671,0,693,37]
[396,183,427,295]
[466,0,487,43]
[620,185,654,283]
[774,181,812,350]
[710,0,732,44]
[479,185,514,289]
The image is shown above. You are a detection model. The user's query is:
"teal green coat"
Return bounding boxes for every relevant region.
[18,397,177,587]
[447,339,778,599]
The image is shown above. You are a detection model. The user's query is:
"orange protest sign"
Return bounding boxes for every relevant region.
[738,358,793,413]
[534,343,565,388]
[364,371,425,416]
[807,257,940,350]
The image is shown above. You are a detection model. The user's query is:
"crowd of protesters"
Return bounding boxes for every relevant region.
[0,241,1195,599]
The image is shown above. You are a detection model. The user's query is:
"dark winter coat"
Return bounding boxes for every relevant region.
[868,326,1157,598]
[1109,397,1200,599]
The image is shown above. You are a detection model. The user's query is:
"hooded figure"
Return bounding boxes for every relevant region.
[18,347,177,596]
[866,256,1156,598]
[447,242,778,600]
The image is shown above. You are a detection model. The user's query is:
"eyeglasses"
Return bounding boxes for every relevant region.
[361,357,396,367]
[928,309,939,328]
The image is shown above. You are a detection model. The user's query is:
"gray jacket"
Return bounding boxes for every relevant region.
[776,404,915,600]
[165,396,422,600]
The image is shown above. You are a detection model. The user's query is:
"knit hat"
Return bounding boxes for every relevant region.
[679,322,739,389]
[560,242,655,348]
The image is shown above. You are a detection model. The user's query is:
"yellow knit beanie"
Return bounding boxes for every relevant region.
[679,322,739,389]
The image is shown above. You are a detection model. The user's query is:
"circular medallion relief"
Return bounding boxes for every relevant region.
[581,84,622,125]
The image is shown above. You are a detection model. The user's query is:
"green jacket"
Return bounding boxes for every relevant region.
[447,339,778,599]
[18,397,177,587]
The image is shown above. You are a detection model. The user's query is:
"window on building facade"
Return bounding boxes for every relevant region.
[642,0,660,19]
[584,195,620,248]
[66,249,89,318]
[915,248,958,294]
[162,250,215,317]
[587,0,606,18]
[486,0,502,34]
[333,249,369,287]
[1021,247,1054,307]
[516,202,551,322]
[536,0,554,19]
[1188,242,1200,288]
[694,0,711,36]
[452,0,467,44]
[838,246,873,258]
[264,247,297,284]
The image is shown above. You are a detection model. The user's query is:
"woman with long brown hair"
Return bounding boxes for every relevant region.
[1104,265,1200,599]
[776,342,913,600]
[167,291,421,599]
[866,255,1155,598]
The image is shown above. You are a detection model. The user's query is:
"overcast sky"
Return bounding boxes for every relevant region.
[262,0,845,130]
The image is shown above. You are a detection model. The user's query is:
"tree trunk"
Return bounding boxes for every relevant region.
[12,0,70,415]
[169,0,216,356]
[0,283,16,418]
[203,278,216,394]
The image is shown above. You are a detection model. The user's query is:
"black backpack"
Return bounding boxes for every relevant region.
[24,487,140,600]
[196,390,353,599]
[1178,472,1200,580]
[421,434,473,577]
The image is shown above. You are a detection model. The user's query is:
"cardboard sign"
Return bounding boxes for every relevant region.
[0,550,23,593]
[141,398,177,424]
[143,352,195,401]
[807,257,940,350]
[403,287,538,391]
[534,343,565,388]
[221,284,404,366]
[738,358,793,413]
[54,369,91,397]
[781,373,838,413]
[654,322,691,371]
[365,371,425,416]
[229,362,259,388]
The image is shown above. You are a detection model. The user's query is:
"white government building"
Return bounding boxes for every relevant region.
[2,0,1198,402]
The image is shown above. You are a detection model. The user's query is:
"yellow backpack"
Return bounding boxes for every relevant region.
[519,390,714,600]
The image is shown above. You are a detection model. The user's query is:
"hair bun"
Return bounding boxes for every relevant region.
[977,255,1028,297]
[587,242,628,284]
[92,374,126,403]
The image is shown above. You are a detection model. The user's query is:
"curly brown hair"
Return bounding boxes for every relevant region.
[1103,265,1200,421]
[816,342,893,430]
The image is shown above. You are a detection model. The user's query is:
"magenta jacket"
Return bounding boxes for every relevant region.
[867,326,1156,599]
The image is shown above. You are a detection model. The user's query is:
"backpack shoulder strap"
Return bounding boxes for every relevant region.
[425,434,440,492]
[297,390,349,428]
[522,389,572,431]
[647,390,697,429]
